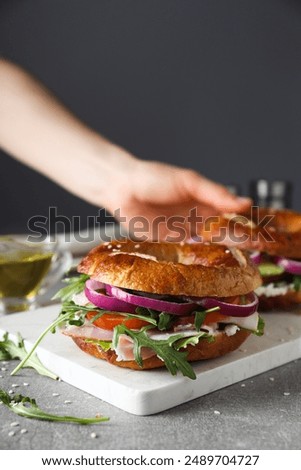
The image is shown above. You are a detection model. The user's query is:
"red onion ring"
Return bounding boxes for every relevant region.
[194,292,259,317]
[85,280,258,318]
[250,251,261,265]
[85,279,137,313]
[105,284,198,315]
[276,257,301,275]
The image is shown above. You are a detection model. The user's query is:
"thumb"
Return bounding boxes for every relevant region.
[184,171,252,212]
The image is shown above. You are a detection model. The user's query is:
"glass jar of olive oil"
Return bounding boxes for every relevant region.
[0,239,70,313]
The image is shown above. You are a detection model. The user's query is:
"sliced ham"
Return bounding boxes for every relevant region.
[115,334,156,362]
[62,322,113,341]
[72,291,90,306]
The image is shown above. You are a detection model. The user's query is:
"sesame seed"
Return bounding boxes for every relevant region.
[90,432,97,439]
[283,392,290,396]
[52,393,60,397]
[269,377,275,382]
[8,390,14,395]
[10,422,20,427]
[0,375,3,378]
[134,244,140,249]
[241,383,246,387]
[107,244,112,249]
[1,361,9,365]
[20,429,28,434]
[116,244,121,248]
[23,383,29,387]
[1,367,7,371]
[11,384,19,388]
[8,431,15,437]
[64,400,72,404]
[214,410,221,415]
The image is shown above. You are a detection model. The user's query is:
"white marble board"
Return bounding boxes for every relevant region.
[1,306,301,415]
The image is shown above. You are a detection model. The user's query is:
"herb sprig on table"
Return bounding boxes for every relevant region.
[0,332,58,380]
[0,389,109,424]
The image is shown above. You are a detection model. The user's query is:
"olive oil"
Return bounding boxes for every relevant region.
[0,242,53,299]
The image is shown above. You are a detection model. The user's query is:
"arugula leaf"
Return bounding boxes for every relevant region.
[254,315,265,336]
[61,302,157,327]
[0,389,109,424]
[194,307,220,331]
[135,306,160,318]
[293,275,301,292]
[0,337,11,361]
[175,332,215,350]
[157,313,173,331]
[60,301,96,315]
[240,315,265,336]
[11,310,76,376]
[194,311,207,332]
[124,312,157,326]
[113,325,197,379]
[0,350,10,361]
[0,333,58,380]
[53,274,89,302]
[59,301,96,327]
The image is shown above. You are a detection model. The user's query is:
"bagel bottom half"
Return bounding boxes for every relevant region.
[72,330,250,371]
[258,290,301,311]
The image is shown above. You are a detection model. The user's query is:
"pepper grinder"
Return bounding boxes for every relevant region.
[249,179,292,209]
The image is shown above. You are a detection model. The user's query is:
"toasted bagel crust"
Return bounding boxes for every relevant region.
[72,329,250,370]
[78,241,261,297]
[198,208,301,260]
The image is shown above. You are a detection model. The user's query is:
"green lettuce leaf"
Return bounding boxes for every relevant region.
[85,339,112,352]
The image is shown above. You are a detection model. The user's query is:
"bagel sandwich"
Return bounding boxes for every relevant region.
[55,241,263,379]
[195,207,301,310]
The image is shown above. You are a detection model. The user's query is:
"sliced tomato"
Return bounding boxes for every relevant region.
[173,311,230,329]
[202,311,230,325]
[86,311,149,330]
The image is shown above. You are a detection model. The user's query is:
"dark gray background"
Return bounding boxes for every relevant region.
[1,0,301,234]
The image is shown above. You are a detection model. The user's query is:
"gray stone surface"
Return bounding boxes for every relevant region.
[1,359,301,450]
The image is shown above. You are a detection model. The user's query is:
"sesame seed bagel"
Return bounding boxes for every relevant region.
[78,240,261,297]
[72,329,251,371]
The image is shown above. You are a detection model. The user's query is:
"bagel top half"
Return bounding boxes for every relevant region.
[198,207,301,260]
[78,240,261,297]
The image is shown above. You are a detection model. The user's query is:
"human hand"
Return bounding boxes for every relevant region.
[0,59,250,241]
[104,158,252,241]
